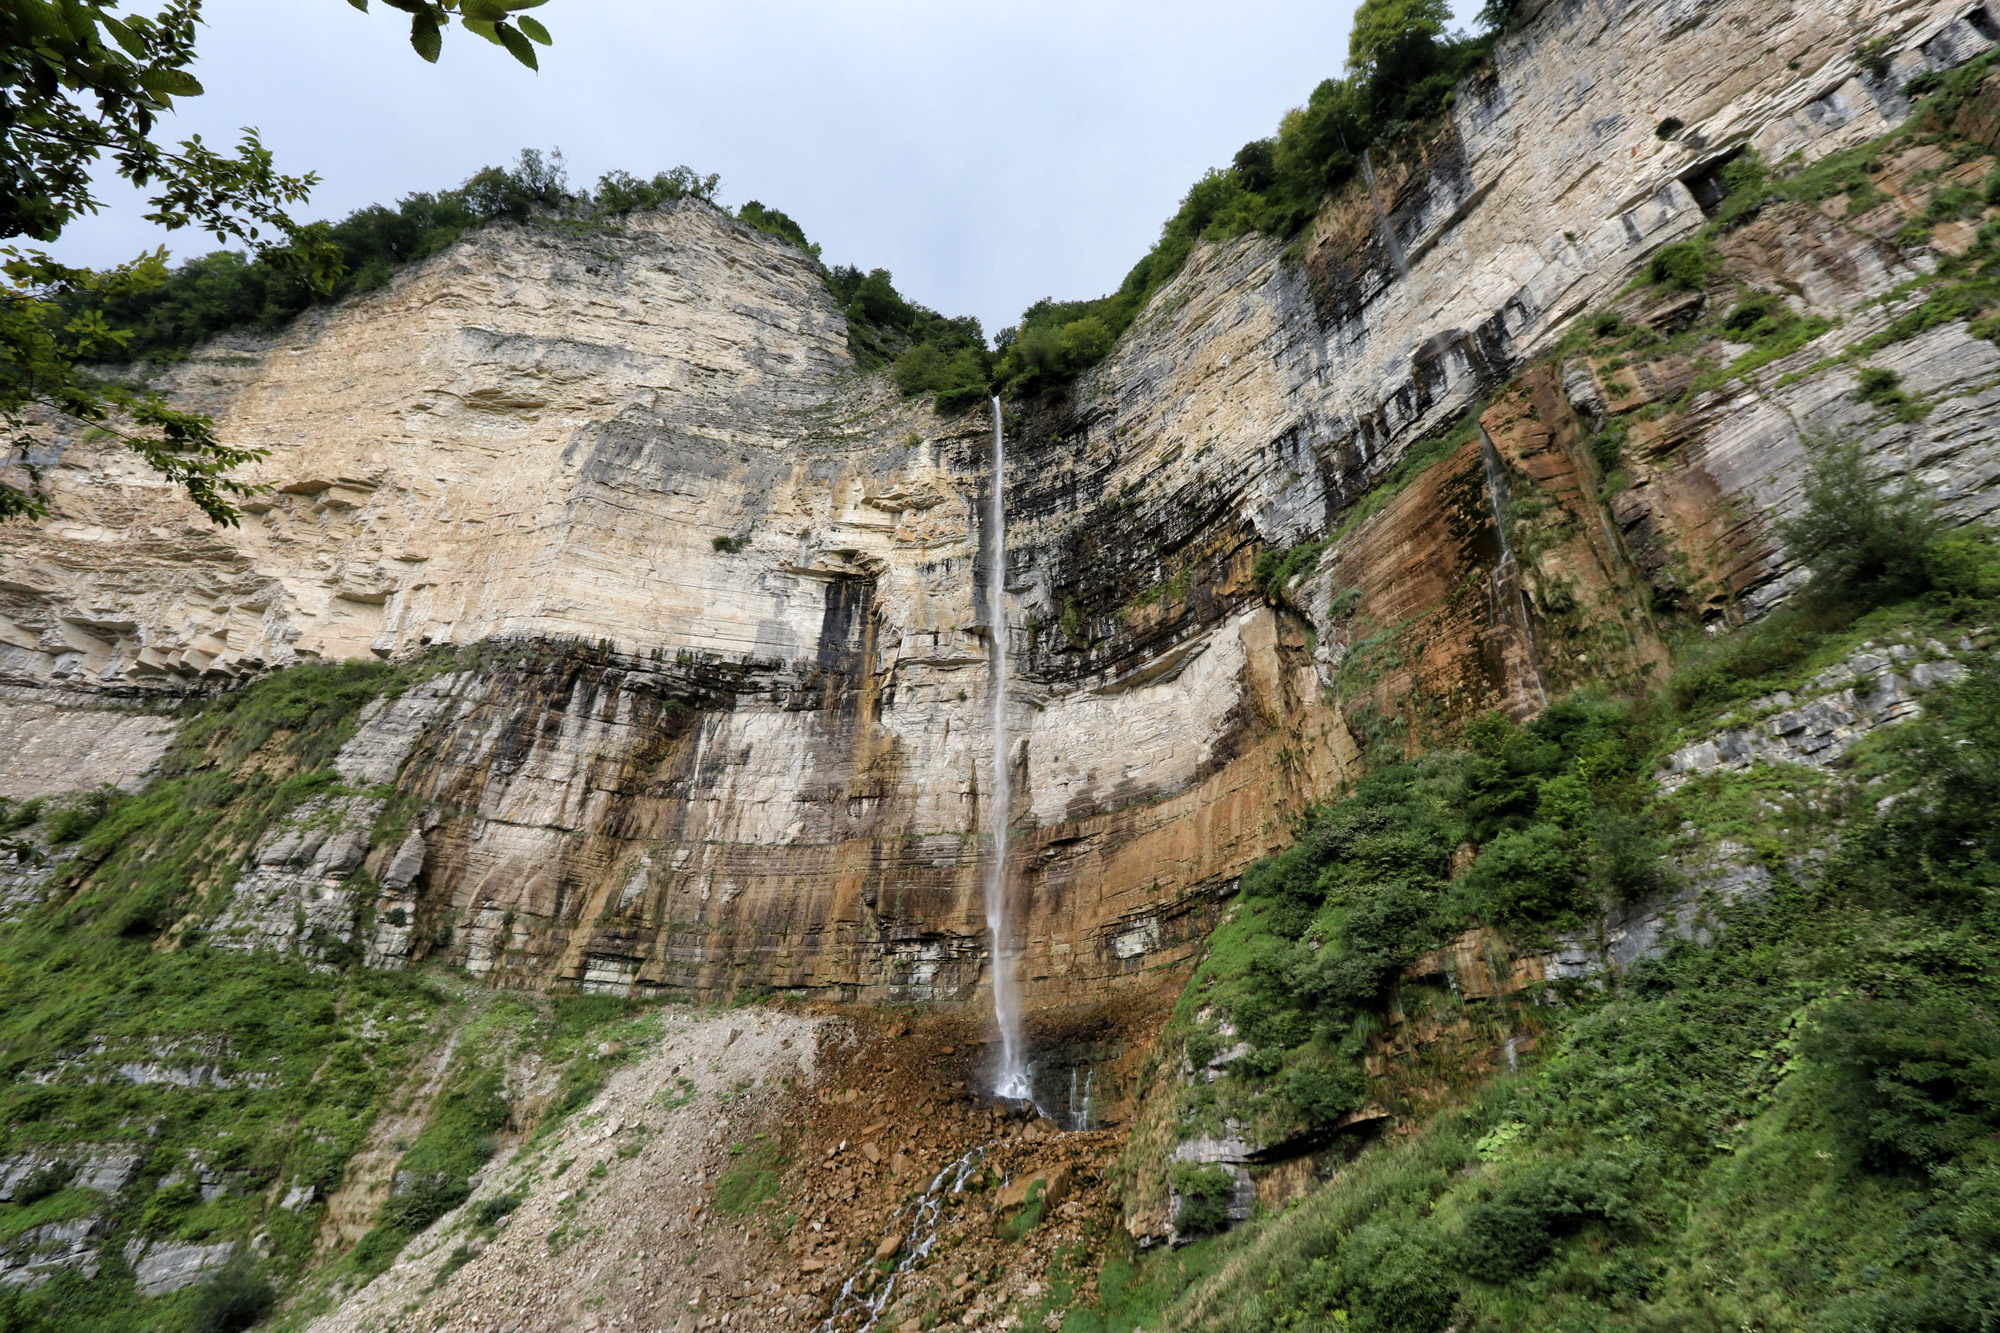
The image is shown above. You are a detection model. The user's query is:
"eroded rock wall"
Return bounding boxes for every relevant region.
[5,0,2000,1043]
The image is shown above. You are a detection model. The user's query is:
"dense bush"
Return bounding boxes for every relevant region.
[1806,995,2000,1176]
[1157,631,2000,1333]
[1168,695,1664,1155]
[62,151,722,364]
[1171,1164,1238,1236]
[1775,436,1957,603]
[1455,1159,1633,1282]
[824,263,990,407]
[186,1261,275,1333]
[735,198,815,255]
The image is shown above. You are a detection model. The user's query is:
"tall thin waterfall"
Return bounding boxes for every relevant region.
[1478,426,1549,711]
[986,396,1031,1101]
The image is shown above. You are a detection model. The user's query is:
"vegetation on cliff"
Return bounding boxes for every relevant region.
[1146,650,2000,1332]
[1108,417,2000,1331]
[989,0,1501,401]
[0,653,655,1333]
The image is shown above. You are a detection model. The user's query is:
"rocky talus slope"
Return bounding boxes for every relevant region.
[3,0,2000,1329]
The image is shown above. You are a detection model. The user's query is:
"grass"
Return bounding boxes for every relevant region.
[0,650,679,1332]
[1149,655,2000,1331]
[713,1141,789,1217]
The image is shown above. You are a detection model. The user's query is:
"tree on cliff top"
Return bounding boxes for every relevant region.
[0,0,555,524]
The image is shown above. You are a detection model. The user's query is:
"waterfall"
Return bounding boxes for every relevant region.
[986,396,1031,1101]
[1360,148,1410,278]
[1478,427,1549,710]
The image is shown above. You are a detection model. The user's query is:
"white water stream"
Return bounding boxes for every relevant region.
[817,1145,988,1333]
[986,397,1031,1102]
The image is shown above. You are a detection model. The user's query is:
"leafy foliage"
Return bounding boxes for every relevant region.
[63,151,721,365]
[344,0,554,71]
[0,0,562,523]
[1172,1164,1237,1236]
[1157,648,2000,1333]
[1776,435,1946,603]
[823,264,990,408]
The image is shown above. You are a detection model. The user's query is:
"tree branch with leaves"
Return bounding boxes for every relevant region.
[0,0,555,523]
[347,0,552,69]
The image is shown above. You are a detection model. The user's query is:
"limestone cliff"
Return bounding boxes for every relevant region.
[4,0,2000,1105]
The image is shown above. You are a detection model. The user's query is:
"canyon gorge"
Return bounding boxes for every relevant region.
[5,0,2000,1330]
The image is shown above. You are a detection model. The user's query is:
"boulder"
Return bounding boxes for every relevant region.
[995,1162,1071,1215]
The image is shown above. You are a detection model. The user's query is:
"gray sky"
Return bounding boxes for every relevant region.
[53,0,1482,338]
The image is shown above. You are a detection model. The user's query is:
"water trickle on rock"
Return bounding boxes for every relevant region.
[987,397,1031,1103]
[819,1145,988,1333]
[1478,425,1549,710]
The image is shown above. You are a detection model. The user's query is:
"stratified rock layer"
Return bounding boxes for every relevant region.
[4,0,2000,1040]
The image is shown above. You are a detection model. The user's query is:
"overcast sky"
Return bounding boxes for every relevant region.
[53,0,1482,337]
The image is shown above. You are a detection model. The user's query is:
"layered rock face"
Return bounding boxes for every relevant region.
[5,0,2000,1064]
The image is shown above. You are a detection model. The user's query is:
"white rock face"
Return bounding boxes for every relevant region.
[0,690,176,800]
[0,0,1996,1014]
[1658,636,1971,788]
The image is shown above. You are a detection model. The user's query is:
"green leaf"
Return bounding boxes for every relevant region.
[461,17,502,42]
[409,13,442,62]
[100,15,148,58]
[495,20,538,68]
[502,0,552,8]
[137,67,205,98]
[460,0,509,19]
[346,0,368,10]
[516,14,550,44]
[56,0,98,44]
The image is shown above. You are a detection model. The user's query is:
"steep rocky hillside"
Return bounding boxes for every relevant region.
[3,0,2000,1330]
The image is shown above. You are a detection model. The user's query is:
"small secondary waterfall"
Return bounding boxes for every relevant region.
[1360,148,1410,278]
[819,1145,988,1333]
[1478,427,1549,710]
[986,397,1031,1101]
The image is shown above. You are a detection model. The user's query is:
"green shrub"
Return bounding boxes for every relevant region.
[1854,367,1930,422]
[1462,822,1586,927]
[735,199,815,255]
[1455,1160,1632,1283]
[1775,435,1941,602]
[1343,1224,1457,1333]
[137,1181,201,1237]
[1806,996,2000,1176]
[1285,1058,1366,1126]
[1171,1164,1236,1236]
[828,264,987,378]
[593,165,719,216]
[1645,241,1715,291]
[0,797,43,834]
[185,1260,274,1333]
[43,787,112,844]
[1665,600,1862,714]
[1924,531,2000,601]
[470,1192,522,1229]
[1254,540,1330,600]
[891,342,990,414]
